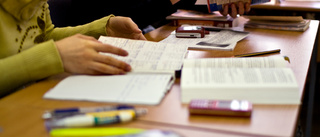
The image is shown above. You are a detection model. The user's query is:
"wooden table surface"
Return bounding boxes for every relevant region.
[0,20,318,137]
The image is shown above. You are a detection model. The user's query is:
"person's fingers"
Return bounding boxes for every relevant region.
[93,43,129,56]
[134,34,147,40]
[238,1,245,15]
[121,17,142,33]
[123,18,147,40]
[245,2,251,13]
[94,54,131,72]
[229,3,238,18]
[220,4,229,16]
[107,16,147,40]
[74,34,109,48]
[89,62,128,75]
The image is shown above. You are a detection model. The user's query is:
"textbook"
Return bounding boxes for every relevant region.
[180,56,300,104]
[166,9,233,27]
[43,36,189,105]
[243,16,310,31]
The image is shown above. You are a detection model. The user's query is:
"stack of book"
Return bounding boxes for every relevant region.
[166,9,233,27]
[244,16,310,31]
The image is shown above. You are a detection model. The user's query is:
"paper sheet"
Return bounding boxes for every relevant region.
[160,29,249,51]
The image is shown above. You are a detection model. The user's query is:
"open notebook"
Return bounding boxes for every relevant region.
[43,36,189,105]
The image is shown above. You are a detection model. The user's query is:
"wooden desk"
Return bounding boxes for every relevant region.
[250,1,320,136]
[0,20,318,137]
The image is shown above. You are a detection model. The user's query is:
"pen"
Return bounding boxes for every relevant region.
[234,49,281,57]
[45,109,147,129]
[50,127,145,137]
[43,105,135,119]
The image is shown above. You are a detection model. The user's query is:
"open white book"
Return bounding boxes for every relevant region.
[43,36,189,105]
[181,56,300,104]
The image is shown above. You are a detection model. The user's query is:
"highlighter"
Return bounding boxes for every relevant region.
[50,127,145,137]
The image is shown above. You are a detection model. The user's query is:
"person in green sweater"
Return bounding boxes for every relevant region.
[0,0,146,97]
[0,0,250,97]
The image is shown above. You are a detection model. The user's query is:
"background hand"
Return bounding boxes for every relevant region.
[55,34,131,75]
[220,1,251,18]
[106,16,147,40]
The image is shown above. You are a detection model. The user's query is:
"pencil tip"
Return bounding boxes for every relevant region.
[284,56,290,63]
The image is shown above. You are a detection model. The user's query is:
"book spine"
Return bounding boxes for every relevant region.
[173,19,233,27]
[207,0,270,12]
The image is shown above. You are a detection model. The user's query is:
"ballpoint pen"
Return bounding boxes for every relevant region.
[43,105,135,119]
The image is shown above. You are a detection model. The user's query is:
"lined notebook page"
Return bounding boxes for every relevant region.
[98,36,188,72]
[43,74,174,105]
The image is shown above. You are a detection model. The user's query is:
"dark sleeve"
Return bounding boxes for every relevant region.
[49,0,197,29]
[69,0,197,29]
[68,0,173,29]
[131,0,197,29]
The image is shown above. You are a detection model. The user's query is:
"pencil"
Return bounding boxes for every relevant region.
[234,49,281,57]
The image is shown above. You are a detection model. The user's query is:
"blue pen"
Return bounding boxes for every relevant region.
[43,105,135,119]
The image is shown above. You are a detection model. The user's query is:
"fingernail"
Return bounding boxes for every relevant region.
[119,70,126,75]
[126,65,132,71]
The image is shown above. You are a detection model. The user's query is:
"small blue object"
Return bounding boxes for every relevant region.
[207,0,271,12]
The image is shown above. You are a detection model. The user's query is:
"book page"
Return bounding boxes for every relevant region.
[182,57,293,86]
[98,36,188,72]
[183,56,288,68]
[181,67,297,87]
[44,74,174,105]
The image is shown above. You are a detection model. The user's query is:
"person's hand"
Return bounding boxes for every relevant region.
[170,0,180,5]
[106,16,147,40]
[220,1,251,18]
[55,34,131,75]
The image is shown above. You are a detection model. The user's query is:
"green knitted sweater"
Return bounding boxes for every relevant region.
[0,0,112,95]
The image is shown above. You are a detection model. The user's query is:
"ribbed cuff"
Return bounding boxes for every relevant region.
[21,40,64,80]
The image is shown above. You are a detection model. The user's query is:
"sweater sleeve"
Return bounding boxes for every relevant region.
[44,14,113,41]
[0,40,64,97]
